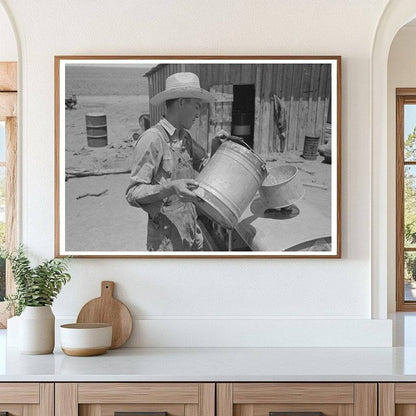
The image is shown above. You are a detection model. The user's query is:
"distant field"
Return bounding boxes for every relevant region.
[65,65,151,97]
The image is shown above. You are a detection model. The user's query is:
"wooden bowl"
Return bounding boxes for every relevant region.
[60,323,112,357]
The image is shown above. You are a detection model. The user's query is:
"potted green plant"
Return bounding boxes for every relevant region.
[2,245,71,354]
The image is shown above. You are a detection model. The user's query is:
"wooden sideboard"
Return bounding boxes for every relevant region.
[1,381,415,416]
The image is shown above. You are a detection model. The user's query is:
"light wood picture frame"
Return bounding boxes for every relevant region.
[55,56,341,258]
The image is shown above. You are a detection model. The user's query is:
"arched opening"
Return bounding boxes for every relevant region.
[371,0,416,320]
[0,0,19,327]
[387,19,416,313]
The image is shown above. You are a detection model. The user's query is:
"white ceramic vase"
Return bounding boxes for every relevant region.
[19,305,55,354]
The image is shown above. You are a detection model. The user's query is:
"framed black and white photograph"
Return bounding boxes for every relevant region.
[55,56,341,258]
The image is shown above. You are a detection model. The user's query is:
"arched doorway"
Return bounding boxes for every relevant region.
[0,0,18,327]
[371,0,416,319]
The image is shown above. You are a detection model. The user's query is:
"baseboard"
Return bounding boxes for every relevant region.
[56,317,392,347]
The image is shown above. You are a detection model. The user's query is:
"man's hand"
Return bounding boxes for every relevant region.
[211,129,231,156]
[214,129,230,139]
[168,179,201,203]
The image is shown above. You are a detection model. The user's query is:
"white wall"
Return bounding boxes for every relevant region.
[0,2,17,61]
[387,25,416,312]
[0,0,393,346]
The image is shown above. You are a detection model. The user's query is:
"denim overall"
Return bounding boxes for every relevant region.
[146,123,203,251]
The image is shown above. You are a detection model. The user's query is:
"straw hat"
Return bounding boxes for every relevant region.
[150,72,215,106]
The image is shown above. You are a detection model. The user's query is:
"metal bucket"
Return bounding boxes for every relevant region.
[259,165,304,209]
[194,140,267,229]
[86,113,108,147]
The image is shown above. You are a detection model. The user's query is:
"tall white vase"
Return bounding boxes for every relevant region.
[19,306,55,354]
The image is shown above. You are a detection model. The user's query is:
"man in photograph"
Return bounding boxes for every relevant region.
[126,72,216,251]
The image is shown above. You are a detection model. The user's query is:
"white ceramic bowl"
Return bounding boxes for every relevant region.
[60,323,112,356]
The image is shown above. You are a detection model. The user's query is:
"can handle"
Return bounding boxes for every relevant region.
[218,134,252,151]
[216,134,268,177]
[218,134,267,163]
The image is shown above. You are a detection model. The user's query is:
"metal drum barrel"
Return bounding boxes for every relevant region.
[194,140,267,229]
[302,135,320,160]
[86,113,108,147]
[232,112,251,136]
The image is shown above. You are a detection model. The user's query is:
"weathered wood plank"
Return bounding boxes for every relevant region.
[315,64,329,142]
[288,64,302,151]
[200,63,210,89]
[240,64,254,84]
[223,63,231,85]
[324,67,332,125]
[253,64,262,153]
[306,63,320,139]
[280,64,294,153]
[260,64,273,154]
[230,64,241,85]
[297,64,312,152]
[275,64,284,99]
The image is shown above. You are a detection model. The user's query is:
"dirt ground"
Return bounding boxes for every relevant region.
[64,95,148,252]
[64,157,331,253]
[63,96,332,253]
[263,151,332,220]
[65,173,147,252]
[65,95,149,173]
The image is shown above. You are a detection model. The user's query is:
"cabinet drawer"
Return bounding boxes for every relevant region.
[218,383,376,416]
[56,383,215,416]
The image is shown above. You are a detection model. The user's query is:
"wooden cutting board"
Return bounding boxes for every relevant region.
[76,281,133,349]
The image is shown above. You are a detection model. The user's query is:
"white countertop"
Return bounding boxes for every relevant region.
[3,313,416,382]
[2,329,416,382]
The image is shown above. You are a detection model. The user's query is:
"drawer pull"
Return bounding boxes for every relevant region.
[270,413,324,416]
[115,413,167,416]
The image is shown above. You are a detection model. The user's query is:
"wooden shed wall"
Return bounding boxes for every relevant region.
[147,64,256,124]
[145,63,331,155]
[254,63,332,154]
